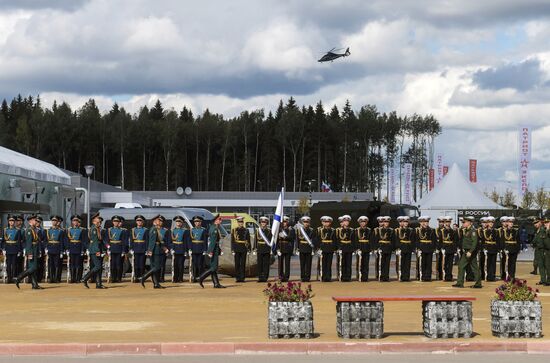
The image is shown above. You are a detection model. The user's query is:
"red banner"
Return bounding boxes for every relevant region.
[469,159,477,183]
[443,166,449,176]
[429,168,435,191]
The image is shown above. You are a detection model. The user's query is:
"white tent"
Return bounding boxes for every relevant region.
[418,163,503,225]
[0,146,71,185]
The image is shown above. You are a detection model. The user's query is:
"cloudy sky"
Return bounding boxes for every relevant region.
[1,0,549,196]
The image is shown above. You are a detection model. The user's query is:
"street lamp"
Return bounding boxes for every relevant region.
[84,165,94,228]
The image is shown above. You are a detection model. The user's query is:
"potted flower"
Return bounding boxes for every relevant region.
[491,278,542,338]
[264,280,314,339]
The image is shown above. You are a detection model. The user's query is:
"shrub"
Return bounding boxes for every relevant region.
[494,278,539,301]
[263,280,314,302]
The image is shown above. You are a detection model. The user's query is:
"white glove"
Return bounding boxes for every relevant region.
[295,251,299,256]
[416,250,421,257]
[278,232,286,238]
[60,254,63,258]
[170,249,175,256]
[396,249,401,256]
[232,252,235,256]
[252,251,257,256]
[277,251,282,256]
[130,250,134,255]
[466,251,472,258]
[435,249,440,254]
[317,250,322,256]
[357,250,362,256]
[338,250,342,255]
[65,250,69,255]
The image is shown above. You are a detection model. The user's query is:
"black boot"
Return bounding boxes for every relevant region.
[31,275,43,290]
[15,270,29,289]
[141,269,154,288]
[153,273,164,289]
[95,273,106,289]
[198,270,211,288]
[213,272,226,288]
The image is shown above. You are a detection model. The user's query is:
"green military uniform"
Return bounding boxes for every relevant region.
[15,221,42,289]
[546,225,550,286]
[140,219,169,289]
[532,221,547,285]
[454,217,482,288]
[198,217,225,288]
[81,220,106,289]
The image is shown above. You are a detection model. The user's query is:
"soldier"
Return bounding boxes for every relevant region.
[231,216,250,282]
[453,216,482,288]
[477,217,488,280]
[15,215,43,289]
[532,217,547,286]
[354,216,373,282]
[497,216,508,280]
[480,216,500,282]
[105,216,128,283]
[317,216,336,282]
[336,215,355,282]
[435,217,445,280]
[373,216,394,282]
[141,214,170,289]
[501,216,520,280]
[170,216,189,283]
[275,216,294,282]
[35,216,46,283]
[296,216,317,282]
[1,215,23,283]
[129,215,148,282]
[394,216,415,282]
[255,216,273,282]
[439,216,458,282]
[15,215,24,275]
[81,213,106,289]
[188,216,208,283]
[44,216,66,283]
[415,216,437,282]
[198,213,225,288]
[545,218,550,286]
[65,215,88,283]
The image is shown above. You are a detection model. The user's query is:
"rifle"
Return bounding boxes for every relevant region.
[84,250,90,275]
[44,249,49,282]
[484,249,488,281]
[442,249,446,281]
[418,250,423,281]
[356,250,361,281]
[1,250,6,283]
[23,250,28,283]
[188,250,193,283]
[377,249,382,281]
[130,251,135,283]
[171,250,175,282]
[338,250,342,281]
[66,252,71,283]
[504,250,509,280]
[317,250,322,281]
[106,251,111,283]
[396,250,401,281]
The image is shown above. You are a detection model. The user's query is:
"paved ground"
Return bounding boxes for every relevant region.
[1,354,550,363]
[0,260,547,344]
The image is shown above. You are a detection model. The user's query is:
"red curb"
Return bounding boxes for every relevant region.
[454,342,528,353]
[527,342,550,353]
[86,343,161,355]
[235,342,308,354]
[378,342,457,354]
[308,342,381,354]
[162,343,235,355]
[0,344,86,356]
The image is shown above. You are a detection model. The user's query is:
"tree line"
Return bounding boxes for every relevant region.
[0,95,441,200]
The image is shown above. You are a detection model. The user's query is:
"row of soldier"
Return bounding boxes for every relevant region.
[1,213,211,289]
[232,213,538,288]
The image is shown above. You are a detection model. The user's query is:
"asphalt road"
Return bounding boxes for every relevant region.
[1,354,549,363]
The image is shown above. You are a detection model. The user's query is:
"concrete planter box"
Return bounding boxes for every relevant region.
[422,301,473,338]
[268,301,314,339]
[491,300,542,338]
[336,301,384,339]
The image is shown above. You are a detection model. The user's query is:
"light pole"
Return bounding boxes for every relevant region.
[84,165,94,228]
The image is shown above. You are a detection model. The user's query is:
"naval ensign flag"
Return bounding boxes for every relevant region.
[270,188,285,249]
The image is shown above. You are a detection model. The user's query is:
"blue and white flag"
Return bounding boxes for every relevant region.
[270,187,284,249]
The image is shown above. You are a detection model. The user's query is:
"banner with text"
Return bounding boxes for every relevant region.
[469,159,477,183]
[518,126,531,197]
[436,153,444,184]
[429,168,435,191]
[388,166,396,204]
[404,163,413,204]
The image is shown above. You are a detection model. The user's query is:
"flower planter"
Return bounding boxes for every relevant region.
[422,301,473,338]
[336,301,384,339]
[491,300,542,338]
[268,301,314,339]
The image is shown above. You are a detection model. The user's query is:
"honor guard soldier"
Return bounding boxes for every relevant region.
[188,216,208,283]
[170,216,189,283]
[394,216,415,282]
[65,215,88,283]
[544,218,550,285]
[477,217,488,280]
[81,213,106,289]
[501,216,520,280]
[130,215,148,282]
[480,216,500,281]
[415,216,437,282]
[15,215,24,275]
[296,216,317,282]
[231,216,250,283]
[354,216,372,282]
[141,214,170,289]
[35,216,46,282]
[336,215,355,282]
[439,216,458,281]
[453,216,482,288]
[1,215,23,283]
[45,216,66,283]
[105,216,128,283]
[532,217,548,286]
[275,216,294,282]
[373,216,394,282]
[198,213,225,288]
[317,216,336,282]
[255,216,273,282]
[15,215,43,289]
[435,217,445,280]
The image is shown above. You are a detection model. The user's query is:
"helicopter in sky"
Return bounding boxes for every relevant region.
[318,47,350,62]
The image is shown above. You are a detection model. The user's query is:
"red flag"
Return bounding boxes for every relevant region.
[469,159,477,183]
[429,168,435,191]
[443,166,449,176]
